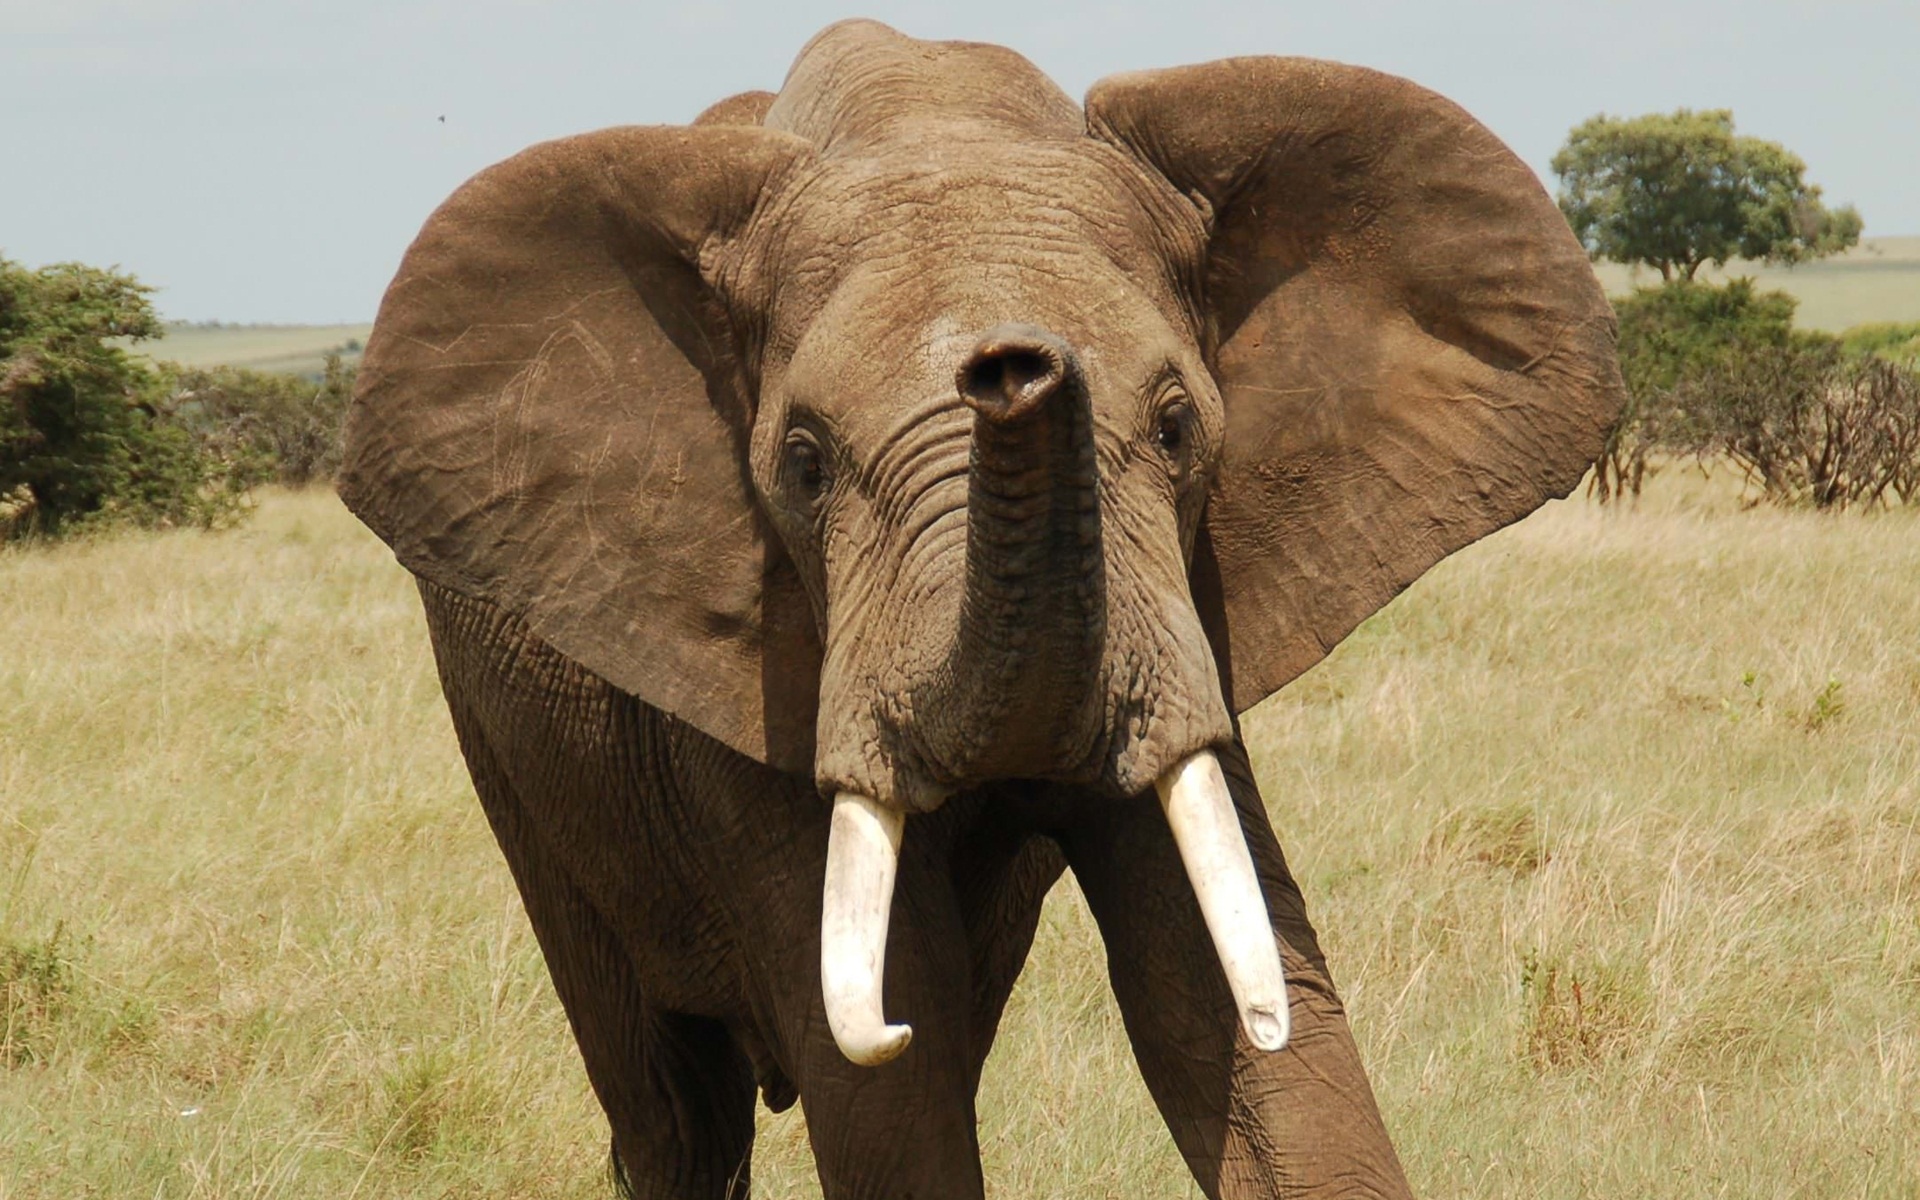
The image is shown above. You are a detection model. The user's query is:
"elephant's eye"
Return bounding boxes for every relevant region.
[1156,403,1191,457]
[784,431,828,499]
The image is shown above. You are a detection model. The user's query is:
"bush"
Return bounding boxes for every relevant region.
[1597,280,1797,499]
[0,256,360,539]
[1602,281,1920,509]
[1840,322,1920,370]
[1664,346,1920,510]
[1614,280,1798,392]
[159,352,355,486]
[0,258,254,538]
[1,925,79,1067]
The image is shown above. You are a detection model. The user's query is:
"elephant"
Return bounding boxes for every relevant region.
[337,19,1623,1199]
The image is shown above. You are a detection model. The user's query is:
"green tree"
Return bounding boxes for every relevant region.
[0,256,249,537]
[1613,278,1799,395]
[1553,109,1862,282]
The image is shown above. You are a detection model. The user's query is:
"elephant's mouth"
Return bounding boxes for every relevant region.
[818,746,1289,1066]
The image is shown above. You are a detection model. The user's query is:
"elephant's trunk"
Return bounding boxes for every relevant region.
[929,323,1103,775]
[819,329,1287,1069]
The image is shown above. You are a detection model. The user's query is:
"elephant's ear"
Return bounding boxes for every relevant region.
[1087,59,1624,712]
[338,125,824,771]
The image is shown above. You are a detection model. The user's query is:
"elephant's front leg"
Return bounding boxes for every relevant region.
[780,803,997,1200]
[1061,742,1415,1199]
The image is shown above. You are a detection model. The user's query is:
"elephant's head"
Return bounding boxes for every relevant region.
[339,22,1622,1066]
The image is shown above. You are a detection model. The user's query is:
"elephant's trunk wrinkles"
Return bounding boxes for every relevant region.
[821,326,1285,1070]
[931,323,1103,776]
[1156,749,1291,1052]
[818,326,1111,1068]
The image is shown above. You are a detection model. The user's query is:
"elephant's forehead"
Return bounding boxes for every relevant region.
[778,248,1197,439]
[764,137,1198,329]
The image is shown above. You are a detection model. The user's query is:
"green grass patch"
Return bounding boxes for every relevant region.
[1841,320,1920,368]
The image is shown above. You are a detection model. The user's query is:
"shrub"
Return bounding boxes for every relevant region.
[1520,950,1648,1071]
[1664,345,1920,510]
[1601,281,1920,509]
[0,258,254,538]
[1614,279,1798,392]
[1,925,79,1067]
[1597,280,1797,500]
[1840,321,1920,370]
[159,352,355,485]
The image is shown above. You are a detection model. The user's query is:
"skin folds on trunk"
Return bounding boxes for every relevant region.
[818,327,1109,1066]
[915,324,1105,784]
[817,327,1290,1069]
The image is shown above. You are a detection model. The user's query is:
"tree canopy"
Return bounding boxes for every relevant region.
[0,257,253,536]
[1552,109,1862,282]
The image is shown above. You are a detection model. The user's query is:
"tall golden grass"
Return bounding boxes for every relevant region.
[2,482,1916,1197]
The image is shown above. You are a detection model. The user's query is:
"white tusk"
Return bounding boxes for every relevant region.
[1155,749,1291,1052]
[820,792,913,1066]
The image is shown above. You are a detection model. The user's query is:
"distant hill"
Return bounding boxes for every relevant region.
[1591,236,1920,332]
[130,322,372,379]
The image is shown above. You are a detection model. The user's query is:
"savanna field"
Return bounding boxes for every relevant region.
[3,467,1916,1199]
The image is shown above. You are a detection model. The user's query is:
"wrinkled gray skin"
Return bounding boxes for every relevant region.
[343,18,1622,1200]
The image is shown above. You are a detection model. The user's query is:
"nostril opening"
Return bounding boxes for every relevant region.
[976,350,1052,399]
[1002,351,1056,395]
[965,355,1008,399]
[958,334,1070,421]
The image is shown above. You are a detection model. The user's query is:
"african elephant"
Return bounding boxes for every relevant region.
[338,19,1622,1199]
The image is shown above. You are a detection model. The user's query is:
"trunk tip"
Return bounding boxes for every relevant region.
[957,323,1077,423]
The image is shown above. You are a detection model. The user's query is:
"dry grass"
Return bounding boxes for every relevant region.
[2,481,1917,1197]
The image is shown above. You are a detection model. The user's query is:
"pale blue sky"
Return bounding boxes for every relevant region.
[3,0,1914,323]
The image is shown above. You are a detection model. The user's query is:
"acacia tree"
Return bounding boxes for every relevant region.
[1553,109,1862,281]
